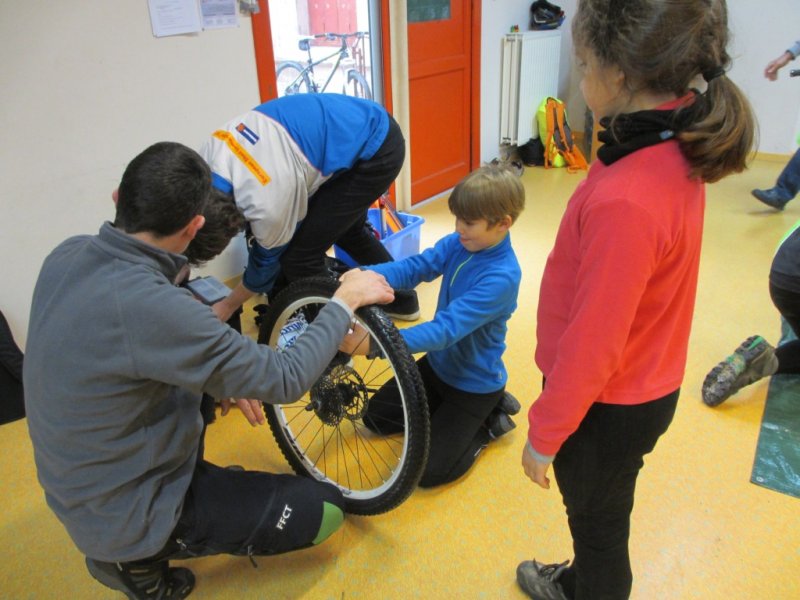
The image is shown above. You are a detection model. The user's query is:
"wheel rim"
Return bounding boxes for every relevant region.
[267,294,412,501]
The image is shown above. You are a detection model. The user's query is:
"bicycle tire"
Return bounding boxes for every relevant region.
[346,69,372,100]
[275,61,313,96]
[258,277,430,515]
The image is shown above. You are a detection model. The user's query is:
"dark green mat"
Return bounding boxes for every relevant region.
[750,322,800,499]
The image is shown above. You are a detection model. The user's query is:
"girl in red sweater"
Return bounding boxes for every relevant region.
[517,2,755,599]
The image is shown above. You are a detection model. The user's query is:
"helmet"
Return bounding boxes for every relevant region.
[530,1,565,30]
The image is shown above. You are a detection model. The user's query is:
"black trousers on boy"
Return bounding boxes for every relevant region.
[553,390,679,600]
[364,355,504,487]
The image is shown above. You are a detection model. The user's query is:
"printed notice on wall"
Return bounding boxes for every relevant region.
[201,0,238,30]
[148,0,202,38]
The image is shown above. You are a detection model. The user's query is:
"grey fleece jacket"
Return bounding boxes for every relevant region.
[24,222,351,562]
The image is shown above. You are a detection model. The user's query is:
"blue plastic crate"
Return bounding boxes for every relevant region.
[334,208,424,267]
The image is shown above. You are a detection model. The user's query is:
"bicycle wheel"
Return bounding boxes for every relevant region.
[258,277,429,515]
[275,61,312,96]
[346,69,372,100]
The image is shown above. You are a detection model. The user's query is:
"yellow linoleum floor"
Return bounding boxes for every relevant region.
[2,159,799,599]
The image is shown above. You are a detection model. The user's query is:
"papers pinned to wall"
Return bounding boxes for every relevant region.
[148,0,239,38]
[148,0,202,37]
[201,0,238,30]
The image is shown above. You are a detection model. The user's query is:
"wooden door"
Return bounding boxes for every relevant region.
[407,1,478,204]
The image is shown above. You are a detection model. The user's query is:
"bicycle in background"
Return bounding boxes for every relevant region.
[275,31,373,100]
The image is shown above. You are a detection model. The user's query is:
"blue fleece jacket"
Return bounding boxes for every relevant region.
[368,232,520,393]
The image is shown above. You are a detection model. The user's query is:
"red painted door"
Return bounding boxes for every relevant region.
[407,1,474,204]
[309,1,357,39]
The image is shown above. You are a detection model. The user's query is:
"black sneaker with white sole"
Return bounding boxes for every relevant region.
[383,288,420,321]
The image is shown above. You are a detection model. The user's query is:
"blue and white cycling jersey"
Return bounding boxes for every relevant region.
[200,94,389,251]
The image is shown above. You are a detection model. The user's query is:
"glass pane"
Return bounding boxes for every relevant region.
[268,0,377,102]
[408,0,450,23]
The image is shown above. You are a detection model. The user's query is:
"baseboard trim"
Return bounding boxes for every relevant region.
[754,151,792,164]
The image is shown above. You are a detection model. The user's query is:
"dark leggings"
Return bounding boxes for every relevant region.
[273,117,404,291]
[769,281,800,374]
[553,390,679,600]
[364,356,504,488]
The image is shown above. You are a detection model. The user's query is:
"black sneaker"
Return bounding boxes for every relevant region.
[86,557,195,599]
[384,289,420,321]
[497,391,521,416]
[516,559,569,600]
[487,411,516,439]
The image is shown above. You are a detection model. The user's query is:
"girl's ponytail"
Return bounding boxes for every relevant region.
[677,0,756,183]
[678,74,756,183]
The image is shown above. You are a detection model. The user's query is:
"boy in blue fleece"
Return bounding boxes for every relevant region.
[341,164,525,487]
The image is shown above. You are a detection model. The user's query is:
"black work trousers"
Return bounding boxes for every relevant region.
[102,397,344,570]
[553,390,678,600]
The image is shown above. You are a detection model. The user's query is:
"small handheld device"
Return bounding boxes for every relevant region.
[791,69,800,77]
[185,276,232,305]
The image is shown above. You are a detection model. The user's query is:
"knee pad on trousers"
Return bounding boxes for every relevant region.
[312,501,344,544]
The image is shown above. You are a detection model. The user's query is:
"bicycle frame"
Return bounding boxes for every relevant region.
[299,33,354,93]
[276,32,372,99]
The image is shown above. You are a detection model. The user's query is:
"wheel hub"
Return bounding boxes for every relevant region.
[309,364,369,426]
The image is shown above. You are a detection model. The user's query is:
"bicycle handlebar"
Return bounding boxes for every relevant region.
[299,32,368,53]
[311,31,368,42]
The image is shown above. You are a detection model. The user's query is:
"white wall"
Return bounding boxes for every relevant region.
[1,1,257,347]
[3,0,800,347]
[479,0,800,160]
[726,0,800,153]
[479,0,578,163]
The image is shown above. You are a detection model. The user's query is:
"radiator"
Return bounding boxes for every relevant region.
[500,30,561,146]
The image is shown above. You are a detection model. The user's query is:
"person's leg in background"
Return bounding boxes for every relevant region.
[752,147,800,210]
[546,391,678,600]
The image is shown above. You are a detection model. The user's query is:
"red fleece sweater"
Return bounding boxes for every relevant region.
[528,134,704,457]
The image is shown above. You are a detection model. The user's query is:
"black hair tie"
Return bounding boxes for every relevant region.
[702,66,725,82]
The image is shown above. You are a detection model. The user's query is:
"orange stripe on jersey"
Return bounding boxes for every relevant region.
[212,130,271,186]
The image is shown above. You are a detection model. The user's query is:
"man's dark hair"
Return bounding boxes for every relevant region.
[114,142,211,237]
[184,188,245,266]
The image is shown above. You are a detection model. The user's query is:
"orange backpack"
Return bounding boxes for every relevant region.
[543,97,588,173]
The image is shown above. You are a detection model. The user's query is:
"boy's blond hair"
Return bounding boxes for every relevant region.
[448,164,525,225]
